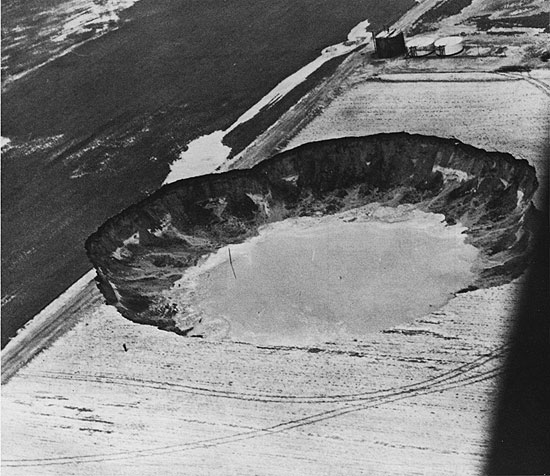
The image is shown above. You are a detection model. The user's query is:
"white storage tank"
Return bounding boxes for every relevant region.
[434,36,464,56]
[406,36,435,57]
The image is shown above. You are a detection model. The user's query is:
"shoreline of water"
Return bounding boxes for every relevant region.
[165,204,478,346]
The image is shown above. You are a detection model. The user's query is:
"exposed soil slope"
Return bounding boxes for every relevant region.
[86,133,539,335]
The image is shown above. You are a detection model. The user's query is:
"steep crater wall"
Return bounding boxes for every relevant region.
[86,133,539,336]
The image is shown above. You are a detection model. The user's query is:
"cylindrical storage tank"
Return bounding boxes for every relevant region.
[434,36,464,56]
[375,30,406,58]
[406,36,435,57]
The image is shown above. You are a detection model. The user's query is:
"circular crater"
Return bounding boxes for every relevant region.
[86,133,539,342]
[176,206,478,345]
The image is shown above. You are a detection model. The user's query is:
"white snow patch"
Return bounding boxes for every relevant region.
[163,130,231,184]
[150,214,173,237]
[347,19,371,42]
[488,26,545,35]
[52,0,140,42]
[1,294,18,306]
[163,19,371,185]
[246,193,271,215]
[516,190,524,208]
[433,165,470,182]
[111,232,140,260]
[282,174,299,183]
[2,0,142,90]
[1,136,11,149]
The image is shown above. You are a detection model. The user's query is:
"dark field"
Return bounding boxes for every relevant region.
[409,0,473,35]
[1,0,415,347]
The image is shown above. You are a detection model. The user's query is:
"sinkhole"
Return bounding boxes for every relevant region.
[177,207,477,345]
[86,133,539,344]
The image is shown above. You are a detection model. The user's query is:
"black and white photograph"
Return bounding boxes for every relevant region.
[1,0,549,474]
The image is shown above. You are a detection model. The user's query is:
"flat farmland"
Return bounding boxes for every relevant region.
[285,70,550,205]
[4,56,548,476]
[3,0,548,472]
[2,280,518,475]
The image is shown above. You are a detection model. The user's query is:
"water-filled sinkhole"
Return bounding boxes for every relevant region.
[178,206,477,345]
[86,133,538,341]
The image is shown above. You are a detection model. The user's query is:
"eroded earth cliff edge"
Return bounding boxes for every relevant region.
[86,133,539,335]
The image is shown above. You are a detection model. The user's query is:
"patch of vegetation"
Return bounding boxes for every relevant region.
[408,0,474,35]
[473,12,550,31]
[151,255,186,268]
[523,42,550,63]
[222,54,346,160]
[495,64,532,72]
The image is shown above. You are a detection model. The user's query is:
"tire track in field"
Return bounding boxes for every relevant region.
[4,347,504,467]
[20,344,506,404]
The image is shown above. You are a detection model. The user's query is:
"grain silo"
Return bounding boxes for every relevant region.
[434,36,464,56]
[405,36,435,57]
[374,30,406,58]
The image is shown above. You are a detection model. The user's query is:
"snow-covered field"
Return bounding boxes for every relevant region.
[3,64,545,474]
[285,72,549,178]
[1,278,518,475]
[2,0,548,472]
[240,68,550,205]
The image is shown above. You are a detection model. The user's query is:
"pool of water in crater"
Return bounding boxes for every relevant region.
[178,207,478,346]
